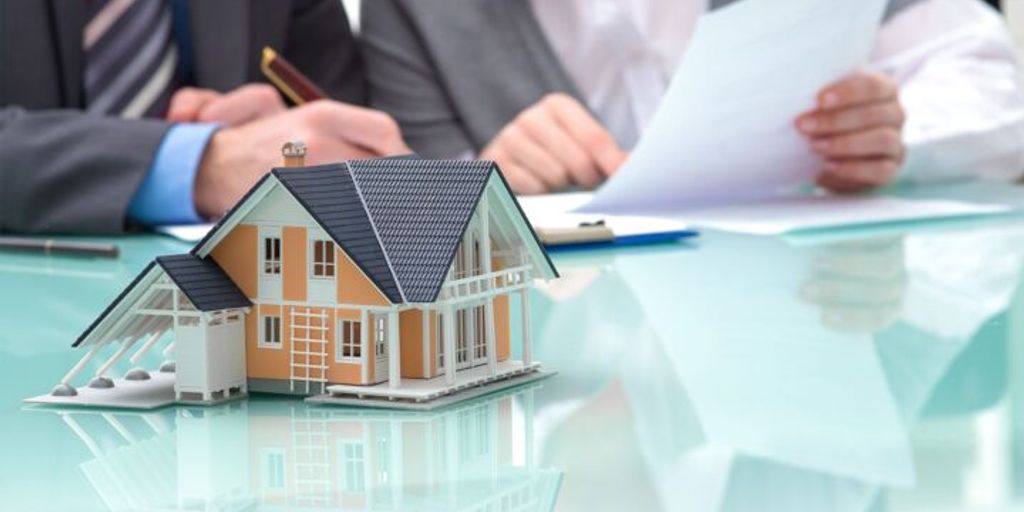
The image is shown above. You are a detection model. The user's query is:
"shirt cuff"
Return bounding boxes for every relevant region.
[128,123,219,226]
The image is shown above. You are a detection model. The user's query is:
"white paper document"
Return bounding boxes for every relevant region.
[156,224,215,242]
[583,0,888,213]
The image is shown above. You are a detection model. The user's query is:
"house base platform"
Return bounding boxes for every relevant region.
[309,361,553,411]
[24,371,247,410]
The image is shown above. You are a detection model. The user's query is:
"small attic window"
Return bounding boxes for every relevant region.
[263,236,281,275]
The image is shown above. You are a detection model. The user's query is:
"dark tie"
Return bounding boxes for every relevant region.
[83,0,180,118]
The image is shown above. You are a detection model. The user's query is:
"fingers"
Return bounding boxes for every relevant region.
[197,84,286,126]
[300,100,409,156]
[166,87,222,122]
[543,94,627,177]
[480,131,562,194]
[477,93,623,193]
[517,102,603,188]
[817,158,900,192]
[499,124,574,190]
[816,70,898,111]
[797,101,904,137]
[501,162,549,195]
[811,127,903,160]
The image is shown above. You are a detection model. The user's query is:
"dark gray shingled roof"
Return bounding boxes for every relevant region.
[72,255,250,347]
[348,159,494,303]
[272,164,404,302]
[273,159,494,303]
[155,255,251,311]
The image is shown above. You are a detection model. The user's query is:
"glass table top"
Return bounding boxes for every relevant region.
[4,183,1024,511]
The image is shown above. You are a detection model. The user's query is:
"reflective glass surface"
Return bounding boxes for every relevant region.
[4,184,1024,511]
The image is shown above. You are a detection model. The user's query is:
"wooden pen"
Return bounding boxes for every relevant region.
[260,46,328,105]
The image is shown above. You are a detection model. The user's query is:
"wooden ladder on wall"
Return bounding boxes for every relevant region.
[290,307,329,394]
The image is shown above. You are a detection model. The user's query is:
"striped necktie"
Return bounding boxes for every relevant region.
[83,0,181,119]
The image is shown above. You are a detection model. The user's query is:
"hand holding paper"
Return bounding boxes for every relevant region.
[582,0,890,214]
[797,71,907,192]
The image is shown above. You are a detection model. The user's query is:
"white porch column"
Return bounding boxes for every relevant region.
[364,307,372,385]
[388,310,401,389]
[95,335,142,380]
[520,287,531,366]
[129,330,165,364]
[443,304,456,385]
[480,194,498,375]
[60,344,104,386]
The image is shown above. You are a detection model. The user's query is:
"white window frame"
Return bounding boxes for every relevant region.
[261,233,282,276]
[309,238,336,279]
[335,319,361,362]
[261,449,286,491]
[260,314,282,349]
[338,442,366,493]
[374,316,387,357]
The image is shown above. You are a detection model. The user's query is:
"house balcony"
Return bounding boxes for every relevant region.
[436,263,533,305]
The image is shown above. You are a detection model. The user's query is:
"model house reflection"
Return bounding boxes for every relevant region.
[49,386,560,511]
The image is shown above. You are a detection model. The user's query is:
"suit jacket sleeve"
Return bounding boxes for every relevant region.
[280,0,366,104]
[359,0,475,158]
[0,107,169,234]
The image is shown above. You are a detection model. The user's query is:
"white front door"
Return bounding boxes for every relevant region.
[373,313,388,381]
[456,303,488,370]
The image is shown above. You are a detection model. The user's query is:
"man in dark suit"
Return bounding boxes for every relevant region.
[0,0,407,234]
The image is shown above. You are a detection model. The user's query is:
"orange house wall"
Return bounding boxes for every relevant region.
[213,222,394,387]
[492,255,511,361]
[208,222,519,387]
[400,309,425,378]
[210,224,257,297]
[494,295,511,362]
[282,226,307,301]
[327,308,363,385]
[247,304,289,380]
[338,247,389,306]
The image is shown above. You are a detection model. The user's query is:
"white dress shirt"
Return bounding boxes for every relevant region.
[531,0,1024,181]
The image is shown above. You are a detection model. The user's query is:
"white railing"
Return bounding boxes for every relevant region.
[439,264,533,303]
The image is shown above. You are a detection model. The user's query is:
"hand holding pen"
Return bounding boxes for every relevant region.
[160,47,410,219]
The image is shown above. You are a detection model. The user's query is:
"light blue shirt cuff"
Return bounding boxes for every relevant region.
[128,123,219,226]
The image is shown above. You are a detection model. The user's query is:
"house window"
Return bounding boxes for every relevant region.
[375,316,387,357]
[263,236,281,274]
[261,315,282,348]
[262,450,286,491]
[335,320,361,361]
[340,443,365,493]
[311,240,335,278]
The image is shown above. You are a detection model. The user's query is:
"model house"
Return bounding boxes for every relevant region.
[30,147,558,410]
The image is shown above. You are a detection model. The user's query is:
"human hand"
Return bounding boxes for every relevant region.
[799,237,907,335]
[167,84,287,126]
[480,93,626,194]
[194,100,409,218]
[796,71,906,192]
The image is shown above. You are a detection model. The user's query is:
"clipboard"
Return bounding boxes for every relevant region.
[519,194,699,250]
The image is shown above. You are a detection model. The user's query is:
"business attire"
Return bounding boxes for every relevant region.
[0,0,362,234]
[362,0,1024,182]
